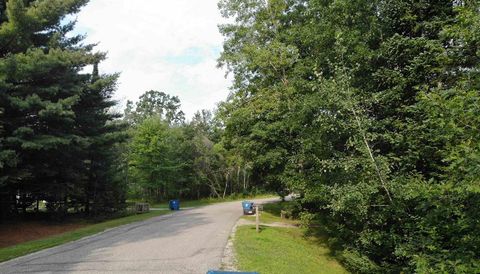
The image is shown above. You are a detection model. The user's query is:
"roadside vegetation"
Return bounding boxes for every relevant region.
[235,202,348,274]
[236,227,347,274]
[218,1,480,272]
[1,0,479,272]
[0,0,271,223]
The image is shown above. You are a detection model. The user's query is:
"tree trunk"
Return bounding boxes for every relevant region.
[237,166,241,193]
[223,172,229,199]
[207,177,221,198]
[351,107,393,203]
[243,168,247,190]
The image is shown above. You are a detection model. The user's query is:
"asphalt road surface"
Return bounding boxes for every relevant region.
[0,197,278,274]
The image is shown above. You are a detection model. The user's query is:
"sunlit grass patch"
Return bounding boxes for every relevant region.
[235,225,348,274]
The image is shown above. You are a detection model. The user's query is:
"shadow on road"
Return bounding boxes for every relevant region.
[3,210,210,273]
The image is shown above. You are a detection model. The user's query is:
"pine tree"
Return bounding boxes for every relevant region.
[0,0,125,219]
[74,62,127,215]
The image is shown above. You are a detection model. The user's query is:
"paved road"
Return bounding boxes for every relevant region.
[0,198,277,274]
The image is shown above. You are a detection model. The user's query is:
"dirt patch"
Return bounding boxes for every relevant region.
[0,221,86,248]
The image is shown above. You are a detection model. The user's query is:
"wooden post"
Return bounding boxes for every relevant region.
[255,205,259,233]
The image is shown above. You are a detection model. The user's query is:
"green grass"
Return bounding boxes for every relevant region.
[0,210,169,263]
[235,201,348,274]
[235,226,348,274]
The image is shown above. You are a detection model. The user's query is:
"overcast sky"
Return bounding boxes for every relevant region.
[74,0,231,118]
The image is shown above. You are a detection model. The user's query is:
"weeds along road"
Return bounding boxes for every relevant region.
[0,197,278,274]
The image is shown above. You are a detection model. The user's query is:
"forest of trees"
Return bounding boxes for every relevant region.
[124,90,256,202]
[1,0,479,273]
[216,0,480,273]
[0,0,259,222]
[0,0,258,220]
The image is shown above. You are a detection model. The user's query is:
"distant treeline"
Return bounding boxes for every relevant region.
[216,0,480,273]
[123,90,257,202]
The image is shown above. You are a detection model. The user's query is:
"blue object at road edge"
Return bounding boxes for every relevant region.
[241,201,255,215]
[242,201,253,210]
[169,199,180,210]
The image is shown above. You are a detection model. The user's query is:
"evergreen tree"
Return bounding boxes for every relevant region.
[0,0,125,219]
[74,62,127,215]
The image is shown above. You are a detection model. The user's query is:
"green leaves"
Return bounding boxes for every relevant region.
[0,0,126,218]
[0,0,88,55]
[124,90,185,125]
[218,0,480,272]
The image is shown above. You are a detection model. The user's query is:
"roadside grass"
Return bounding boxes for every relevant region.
[235,201,348,274]
[235,226,348,274]
[0,210,169,263]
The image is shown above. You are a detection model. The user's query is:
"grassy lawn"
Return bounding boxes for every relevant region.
[235,202,348,274]
[0,210,169,263]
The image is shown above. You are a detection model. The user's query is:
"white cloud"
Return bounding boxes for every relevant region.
[74,0,231,118]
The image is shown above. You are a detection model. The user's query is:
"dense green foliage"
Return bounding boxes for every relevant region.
[124,91,262,201]
[1,0,478,272]
[218,0,480,272]
[0,0,126,220]
[124,90,185,125]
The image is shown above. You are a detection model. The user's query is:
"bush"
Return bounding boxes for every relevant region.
[340,249,382,274]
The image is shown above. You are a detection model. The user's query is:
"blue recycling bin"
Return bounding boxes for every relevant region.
[169,199,180,210]
[242,201,255,215]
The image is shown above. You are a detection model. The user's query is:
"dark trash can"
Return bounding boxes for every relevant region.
[242,201,255,215]
[169,199,180,210]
